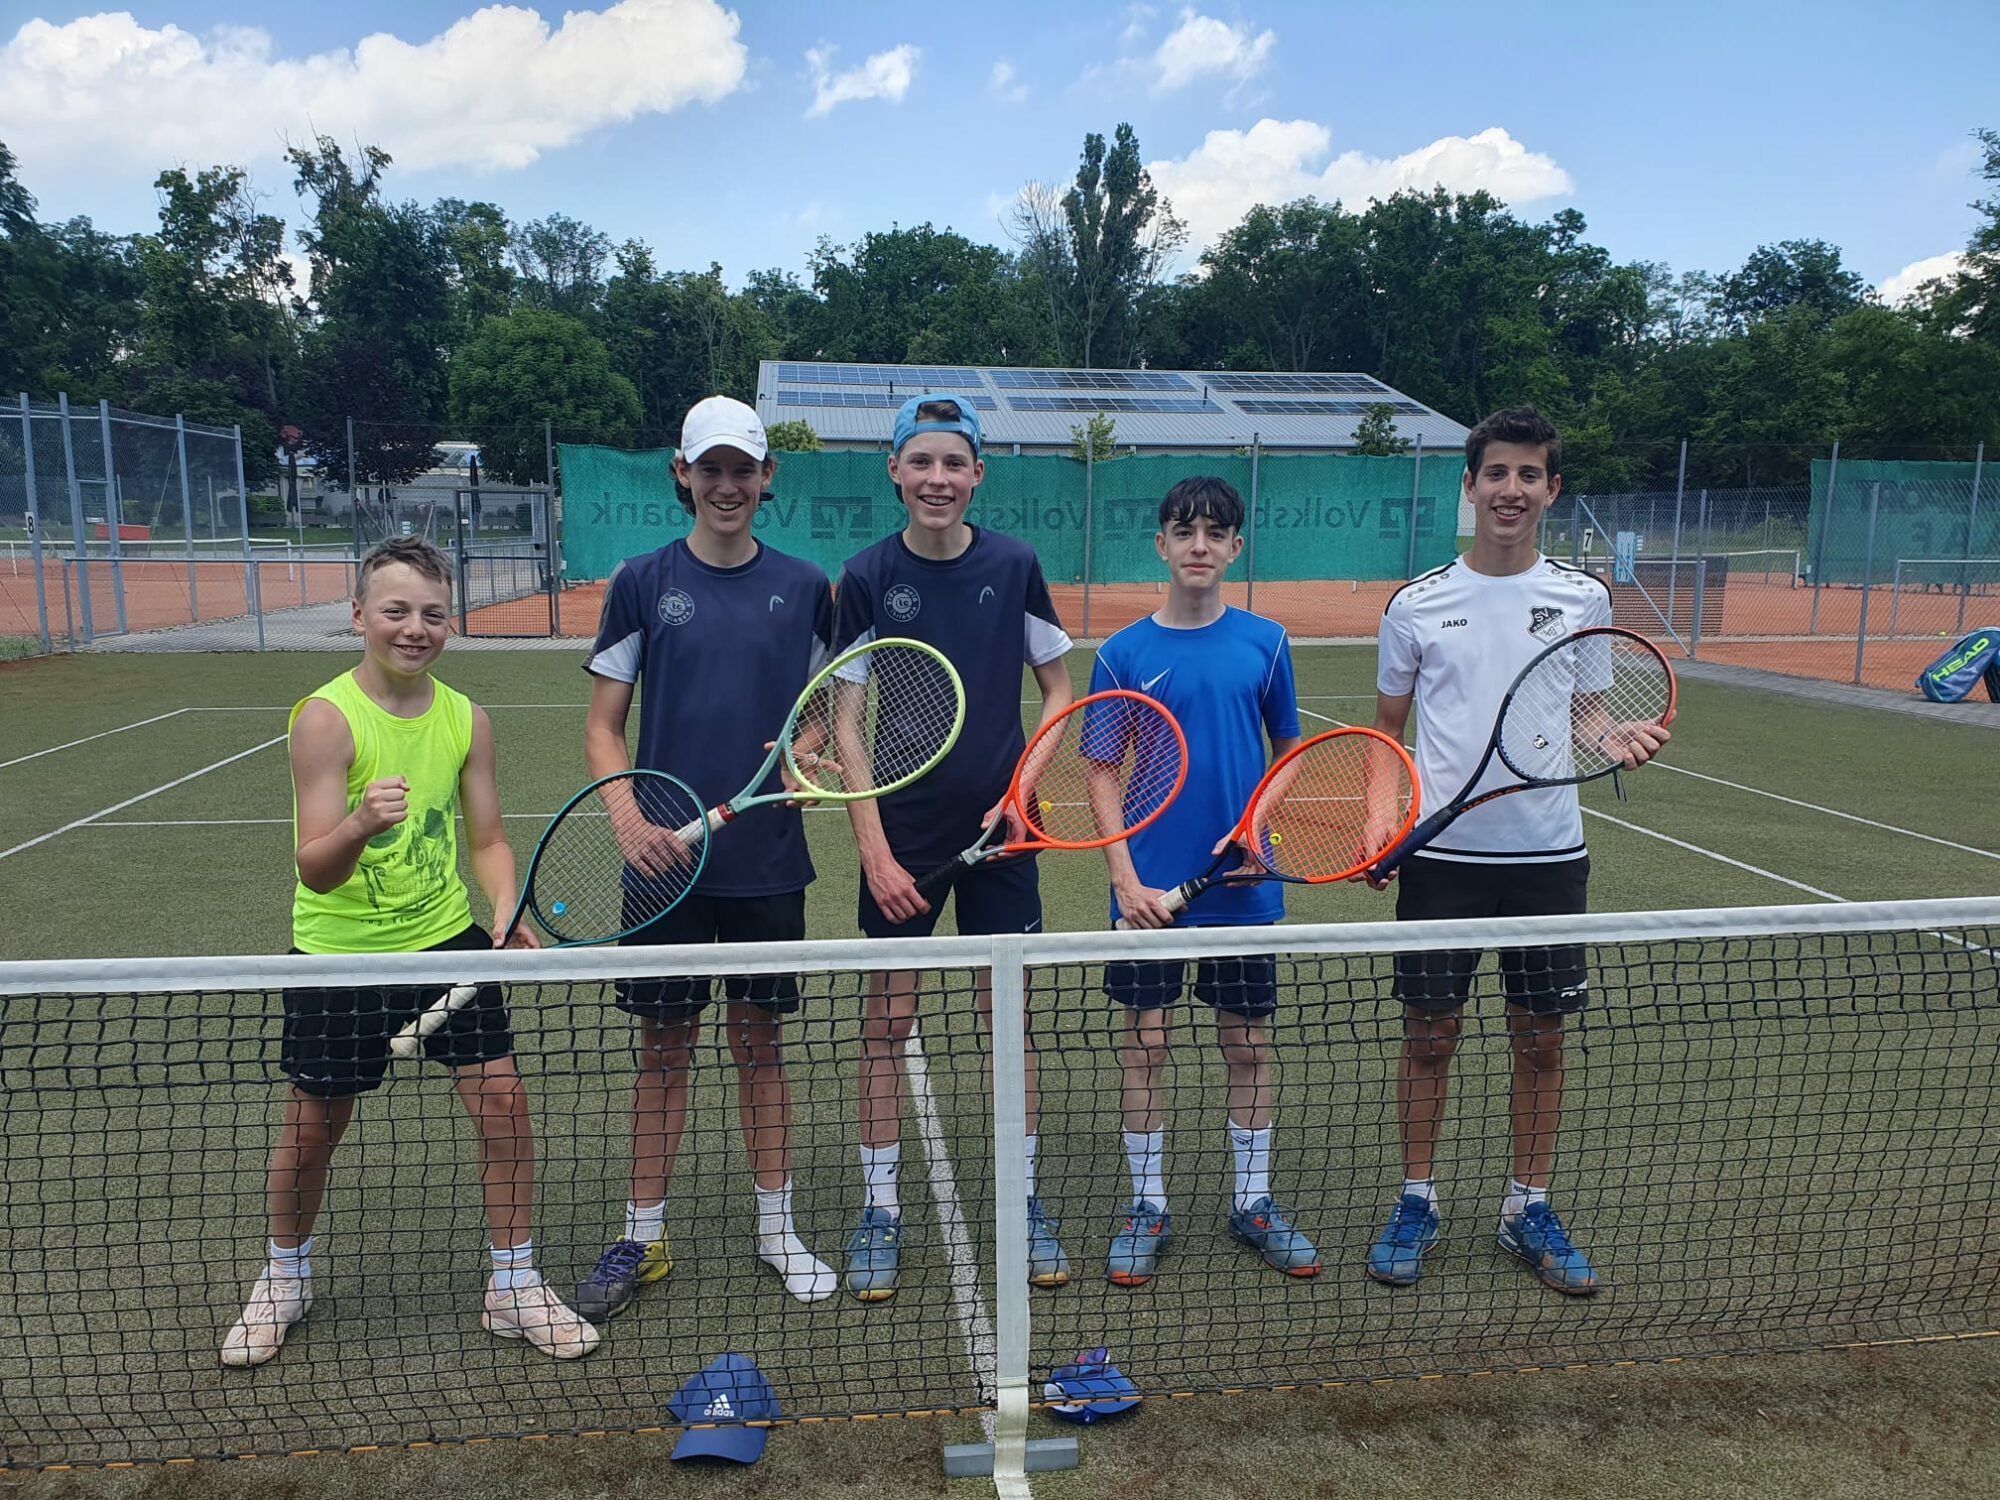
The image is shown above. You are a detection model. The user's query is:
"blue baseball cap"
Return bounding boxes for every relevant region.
[1042,1348,1141,1424]
[892,393,982,457]
[668,1353,782,1463]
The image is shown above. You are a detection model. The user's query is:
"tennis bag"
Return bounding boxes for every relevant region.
[1916,628,2000,703]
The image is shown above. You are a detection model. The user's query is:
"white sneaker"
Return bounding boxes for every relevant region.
[220,1270,312,1368]
[760,1235,837,1304]
[482,1278,602,1359]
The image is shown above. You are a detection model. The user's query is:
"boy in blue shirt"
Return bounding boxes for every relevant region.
[835,395,1075,1299]
[1092,476,1316,1286]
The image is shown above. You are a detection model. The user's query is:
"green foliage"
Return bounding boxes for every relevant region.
[1068,412,1117,462]
[449,307,639,484]
[1350,404,1411,456]
[764,419,822,452]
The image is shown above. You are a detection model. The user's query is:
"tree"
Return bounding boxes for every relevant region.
[806,225,1045,365]
[1927,127,2000,346]
[1068,412,1117,462]
[294,333,441,489]
[765,419,822,451]
[1186,199,1366,372]
[432,197,517,341]
[1715,239,1867,333]
[1350,404,1410,456]
[510,212,611,318]
[449,307,640,482]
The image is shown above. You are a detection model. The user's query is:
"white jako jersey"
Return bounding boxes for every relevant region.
[1377,556,1614,863]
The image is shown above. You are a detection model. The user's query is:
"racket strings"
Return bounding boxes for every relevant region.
[794,641,962,797]
[528,774,707,943]
[1022,694,1185,846]
[1250,732,1417,880]
[1499,635,1674,783]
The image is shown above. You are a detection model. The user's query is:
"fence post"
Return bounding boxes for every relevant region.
[1690,488,1710,656]
[452,478,470,636]
[1406,435,1424,579]
[988,933,1031,1494]
[1245,433,1261,613]
[235,425,264,651]
[57,392,92,642]
[175,414,199,622]
[1809,440,1838,634]
[347,416,360,560]
[1961,441,1985,636]
[19,394,50,654]
[1852,481,1881,686]
[1081,434,1095,638]
[1667,439,1686,636]
[98,399,128,635]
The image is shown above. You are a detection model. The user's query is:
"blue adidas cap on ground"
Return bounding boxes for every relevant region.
[1043,1347,1141,1424]
[667,1353,782,1463]
[892,393,982,456]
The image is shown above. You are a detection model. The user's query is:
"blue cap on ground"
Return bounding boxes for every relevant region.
[892,393,982,457]
[667,1353,782,1463]
[1043,1347,1141,1424]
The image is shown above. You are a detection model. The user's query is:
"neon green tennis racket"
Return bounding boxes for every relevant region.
[671,636,965,843]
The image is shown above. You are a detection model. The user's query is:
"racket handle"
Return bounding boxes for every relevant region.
[389,982,480,1059]
[672,807,728,845]
[913,853,970,893]
[1112,881,1196,931]
[1368,806,1459,881]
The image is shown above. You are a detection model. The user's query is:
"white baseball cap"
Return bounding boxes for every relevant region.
[680,396,768,464]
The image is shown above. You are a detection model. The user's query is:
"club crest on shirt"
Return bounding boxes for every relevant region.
[1529,605,1566,642]
[658,588,696,627]
[884,583,922,623]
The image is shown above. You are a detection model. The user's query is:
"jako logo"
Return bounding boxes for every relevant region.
[1440,618,1468,628]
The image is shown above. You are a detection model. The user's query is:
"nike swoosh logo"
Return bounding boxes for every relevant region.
[1139,670,1170,693]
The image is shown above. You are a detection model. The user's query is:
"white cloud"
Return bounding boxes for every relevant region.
[805,43,918,118]
[0,1,748,179]
[1879,251,1965,305]
[1120,4,1158,46]
[1149,119,1574,249]
[1152,9,1274,93]
[988,58,1028,103]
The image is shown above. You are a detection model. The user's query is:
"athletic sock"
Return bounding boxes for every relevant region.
[489,1240,539,1294]
[754,1182,794,1248]
[1122,1129,1165,1213]
[1229,1120,1271,1213]
[755,1179,835,1303]
[860,1142,901,1216]
[1023,1134,1038,1198]
[624,1200,666,1245]
[267,1237,313,1280]
[1502,1180,1548,1222]
[1402,1178,1439,1211]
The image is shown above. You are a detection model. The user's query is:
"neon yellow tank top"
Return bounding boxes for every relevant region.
[290,669,475,954]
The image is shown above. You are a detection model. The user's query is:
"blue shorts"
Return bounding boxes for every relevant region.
[1105,946,1279,1020]
[859,854,1042,939]
[615,889,806,1019]
[1393,855,1591,1015]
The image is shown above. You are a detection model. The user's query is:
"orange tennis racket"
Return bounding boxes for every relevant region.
[914,690,1187,890]
[1117,728,1419,926]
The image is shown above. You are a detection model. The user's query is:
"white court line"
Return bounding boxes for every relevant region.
[0,708,191,771]
[1579,809,1842,901]
[0,737,286,863]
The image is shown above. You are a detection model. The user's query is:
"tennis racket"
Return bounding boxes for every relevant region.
[1115,727,1419,926]
[1368,625,1677,882]
[389,769,707,1058]
[670,636,965,844]
[914,689,1188,890]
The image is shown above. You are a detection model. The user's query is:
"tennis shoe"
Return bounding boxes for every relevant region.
[759,1234,837,1304]
[1228,1196,1321,1276]
[1026,1196,1070,1288]
[219,1269,312,1368]
[1365,1194,1440,1286]
[572,1236,673,1324]
[1498,1201,1599,1296]
[843,1205,902,1302]
[1105,1201,1171,1287]
[483,1278,602,1359]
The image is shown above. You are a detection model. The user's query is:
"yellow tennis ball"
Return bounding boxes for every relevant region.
[1270,832,1284,845]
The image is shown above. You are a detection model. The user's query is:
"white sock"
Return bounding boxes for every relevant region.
[1024,1134,1038,1199]
[1402,1178,1439,1210]
[1229,1120,1271,1213]
[267,1237,313,1280]
[489,1240,539,1293]
[624,1200,666,1245]
[1123,1129,1165,1212]
[861,1142,901,1215]
[1502,1180,1548,1221]
[755,1179,835,1304]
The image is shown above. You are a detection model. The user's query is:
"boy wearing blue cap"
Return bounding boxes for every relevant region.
[834,394,1075,1300]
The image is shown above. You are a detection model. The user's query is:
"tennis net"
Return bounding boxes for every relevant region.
[0,898,1994,1470]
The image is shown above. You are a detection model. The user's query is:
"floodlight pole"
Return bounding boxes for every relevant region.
[19,394,50,654]
[1244,433,1260,613]
[99,399,128,634]
[1406,434,1424,579]
[57,392,92,642]
[236,424,264,651]
[1081,434,1095,639]
[1810,441,1838,634]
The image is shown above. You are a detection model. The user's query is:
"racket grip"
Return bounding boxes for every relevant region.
[389,982,480,1059]
[1368,807,1458,881]
[1112,882,1195,931]
[672,807,726,845]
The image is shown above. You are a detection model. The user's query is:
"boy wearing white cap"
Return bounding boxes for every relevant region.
[573,396,839,1319]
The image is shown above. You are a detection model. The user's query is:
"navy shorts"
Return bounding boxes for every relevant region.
[614,890,807,1019]
[1105,945,1279,1020]
[282,923,512,1098]
[1392,855,1591,1015]
[859,853,1042,939]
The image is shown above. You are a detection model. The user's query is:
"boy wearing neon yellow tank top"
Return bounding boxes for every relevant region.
[220,538,599,1368]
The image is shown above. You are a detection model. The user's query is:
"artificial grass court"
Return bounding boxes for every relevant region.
[1,647,1996,1498]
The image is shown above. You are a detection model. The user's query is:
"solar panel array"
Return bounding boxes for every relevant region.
[990,370,1195,392]
[1235,399,1429,417]
[1008,395,1220,415]
[774,364,985,388]
[1207,373,1392,394]
[777,389,999,412]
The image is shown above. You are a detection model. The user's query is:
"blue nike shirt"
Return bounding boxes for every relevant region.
[835,527,1071,864]
[1089,609,1300,927]
[585,539,834,897]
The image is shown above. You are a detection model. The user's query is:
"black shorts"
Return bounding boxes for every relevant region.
[282,924,513,1098]
[858,853,1042,939]
[614,890,806,1019]
[1105,945,1279,1020]
[1393,855,1591,1015]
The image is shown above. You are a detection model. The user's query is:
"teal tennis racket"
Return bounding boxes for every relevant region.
[389,769,707,1058]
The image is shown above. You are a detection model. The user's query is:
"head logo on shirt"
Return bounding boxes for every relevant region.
[768,594,785,612]
[978,585,995,604]
[658,588,696,627]
[1529,605,1565,642]
[884,583,922,623]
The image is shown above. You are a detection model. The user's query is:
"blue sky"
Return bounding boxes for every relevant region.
[1,0,1993,300]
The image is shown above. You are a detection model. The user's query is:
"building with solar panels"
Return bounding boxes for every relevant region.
[755,362,1469,456]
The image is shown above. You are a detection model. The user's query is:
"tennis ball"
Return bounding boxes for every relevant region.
[1270,832,1284,845]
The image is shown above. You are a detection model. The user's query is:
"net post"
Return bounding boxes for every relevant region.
[1245,432,1261,612]
[236,424,265,651]
[1961,442,1984,636]
[1852,480,1880,685]
[19,393,51,654]
[1810,439,1838,633]
[987,932,1033,1497]
[175,414,199,622]
[98,399,128,635]
[56,392,92,642]
[1406,433,1424,579]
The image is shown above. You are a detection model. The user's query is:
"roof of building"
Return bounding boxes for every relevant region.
[755,361,1469,451]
